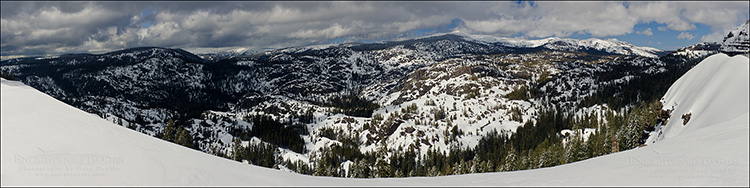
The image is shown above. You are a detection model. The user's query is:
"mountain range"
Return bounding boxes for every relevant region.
[2,52,747,186]
[1,20,748,179]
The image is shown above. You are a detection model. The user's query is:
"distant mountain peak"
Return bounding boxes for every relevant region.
[440,32,663,58]
[719,19,750,55]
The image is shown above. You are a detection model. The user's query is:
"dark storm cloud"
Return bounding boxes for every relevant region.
[1,1,748,57]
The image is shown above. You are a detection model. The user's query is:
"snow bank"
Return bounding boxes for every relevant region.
[2,51,748,186]
[657,54,749,140]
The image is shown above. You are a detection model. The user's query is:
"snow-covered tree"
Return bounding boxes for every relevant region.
[500,148,517,172]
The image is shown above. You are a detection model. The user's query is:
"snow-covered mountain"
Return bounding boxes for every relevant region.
[450,31,664,58]
[669,42,721,60]
[193,47,263,62]
[3,18,750,184]
[0,47,230,136]
[2,52,746,186]
[0,31,703,176]
[667,20,749,61]
[719,19,750,55]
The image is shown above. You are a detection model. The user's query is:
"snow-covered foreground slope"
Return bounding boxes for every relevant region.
[652,54,749,142]
[0,78,332,186]
[2,52,748,186]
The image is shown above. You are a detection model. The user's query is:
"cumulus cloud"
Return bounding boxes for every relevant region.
[462,19,529,35]
[636,28,653,36]
[627,2,696,31]
[463,1,639,38]
[1,2,128,55]
[290,24,355,39]
[700,31,727,42]
[677,32,695,40]
[0,1,748,57]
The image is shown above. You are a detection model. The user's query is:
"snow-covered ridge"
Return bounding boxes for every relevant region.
[191,30,664,62]
[719,19,750,55]
[444,31,663,58]
[648,53,749,143]
[670,42,721,60]
[188,47,264,62]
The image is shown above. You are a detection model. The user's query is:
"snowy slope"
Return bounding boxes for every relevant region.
[649,54,750,142]
[3,54,748,186]
[0,78,323,186]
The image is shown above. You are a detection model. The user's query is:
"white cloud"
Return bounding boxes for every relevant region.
[636,28,653,36]
[628,2,695,31]
[462,19,529,35]
[290,24,354,38]
[0,3,128,55]
[700,30,728,42]
[677,32,695,40]
[461,2,640,38]
[1,1,748,56]
[384,15,451,32]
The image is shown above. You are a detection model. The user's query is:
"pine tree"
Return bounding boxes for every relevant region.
[618,111,644,150]
[483,160,495,172]
[313,159,327,176]
[176,127,194,148]
[231,138,244,161]
[500,148,517,171]
[470,154,481,173]
[349,158,368,178]
[564,133,588,163]
[426,166,440,176]
[162,118,176,142]
[374,141,391,178]
[536,139,561,168]
[452,161,463,175]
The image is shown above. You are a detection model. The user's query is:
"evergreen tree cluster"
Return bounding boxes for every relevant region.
[160,119,196,149]
[231,138,277,168]
[617,100,663,150]
[237,115,306,153]
[505,85,529,101]
[323,92,380,118]
[0,71,15,80]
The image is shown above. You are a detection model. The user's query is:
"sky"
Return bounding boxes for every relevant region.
[1,1,748,58]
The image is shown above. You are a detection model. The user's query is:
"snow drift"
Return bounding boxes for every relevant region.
[1,54,748,186]
[652,53,750,142]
